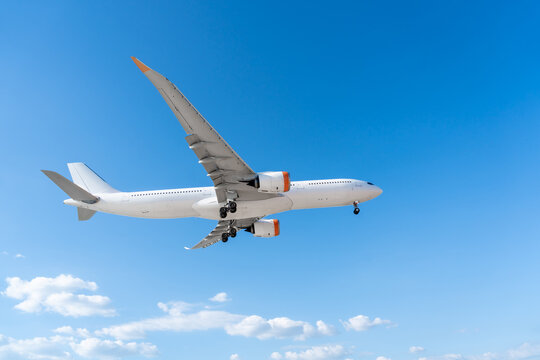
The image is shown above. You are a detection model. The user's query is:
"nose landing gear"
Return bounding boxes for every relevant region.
[219,201,237,218]
[353,201,360,215]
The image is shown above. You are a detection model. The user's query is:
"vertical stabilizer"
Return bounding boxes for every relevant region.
[67,163,118,194]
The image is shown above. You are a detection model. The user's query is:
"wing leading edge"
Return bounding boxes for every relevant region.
[131,57,275,203]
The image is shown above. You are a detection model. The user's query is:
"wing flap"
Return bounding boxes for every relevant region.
[187,222,229,250]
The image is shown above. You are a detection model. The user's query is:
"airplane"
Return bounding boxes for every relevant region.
[42,57,383,249]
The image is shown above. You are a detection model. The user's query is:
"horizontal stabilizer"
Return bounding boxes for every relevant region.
[41,170,99,203]
[78,208,96,221]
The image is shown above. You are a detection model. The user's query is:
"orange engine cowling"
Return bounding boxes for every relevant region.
[255,171,290,193]
[249,219,280,237]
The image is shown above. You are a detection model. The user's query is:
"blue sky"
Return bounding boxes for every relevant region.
[1,1,540,359]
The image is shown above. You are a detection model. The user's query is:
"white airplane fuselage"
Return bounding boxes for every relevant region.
[65,179,382,220]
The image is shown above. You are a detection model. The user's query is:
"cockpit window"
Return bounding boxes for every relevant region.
[367,182,374,185]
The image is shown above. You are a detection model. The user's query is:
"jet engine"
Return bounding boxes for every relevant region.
[247,219,280,237]
[247,171,290,193]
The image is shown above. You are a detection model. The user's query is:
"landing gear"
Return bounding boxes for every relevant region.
[221,232,229,242]
[218,201,237,218]
[229,227,237,238]
[220,207,228,219]
[353,201,360,215]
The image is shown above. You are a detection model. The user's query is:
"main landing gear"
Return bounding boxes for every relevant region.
[353,201,360,215]
[221,226,237,243]
[219,201,237,219]
[220,203,237,242]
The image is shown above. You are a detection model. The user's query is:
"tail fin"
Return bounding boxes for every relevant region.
[67,163,118,194]
[41,170,99,203]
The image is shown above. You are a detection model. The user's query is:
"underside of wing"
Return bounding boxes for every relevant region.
[185,218,259,250]
[132,57,276,204]
[185,134,276,203]
[186,221,229,250]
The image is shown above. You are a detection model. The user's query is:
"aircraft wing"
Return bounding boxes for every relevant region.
[132,57,275,203]
[185,218,259,250]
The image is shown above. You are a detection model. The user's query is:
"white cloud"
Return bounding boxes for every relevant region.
[225,315,332,340]
[450,342,540,360]
[1,251,25,259]
[341,315,392,332]
[54,326,91,338]
[2,274,116,317]
[410,346,425,354]
[419,354,463,360]
[468,353,498,360]
[98,301,333,341]
[71,338,158,359]
[230,354,240,360]
[210,292,230,302]
[271,345,350,360]
[507,343,540,359]
[316,321,336,336]
[273,343,540,360]
[156,301,192,315]
[98,302,243,340]
[0,334,157,360]
[0,335,71,360]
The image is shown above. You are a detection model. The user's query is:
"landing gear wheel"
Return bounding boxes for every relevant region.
[219,208,228,219]
[221,233,229,242]
[353,207,360,215]
[229,228,237,237]
[229,201,237,213]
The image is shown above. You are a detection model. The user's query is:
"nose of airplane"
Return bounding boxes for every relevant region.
[370,185,383,199]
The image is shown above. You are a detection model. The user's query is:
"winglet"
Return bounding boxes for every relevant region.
[184,247,191,250]
[131,57,151,73]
